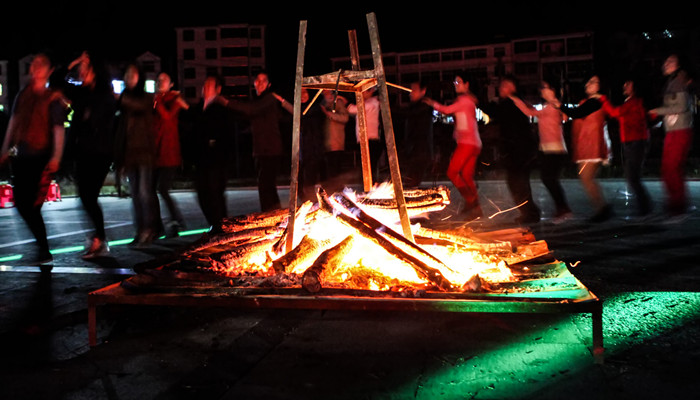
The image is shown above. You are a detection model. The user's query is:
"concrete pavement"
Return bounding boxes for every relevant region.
[0,179,699,400]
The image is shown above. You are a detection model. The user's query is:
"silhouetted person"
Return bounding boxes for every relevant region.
[224,72,289,211]
[649,54,695,219]
[0,52,68,266]
[63,51,117,258]
[321,90,349,194]
[189,76,235,230]
[561,75,613,223]
[601,78,652,217]
[153,72,188,236]
[509,80,573,222]
[114,63,158,246]
[347,88,383,183]
[482,76,541,224]
[401,81,434,188]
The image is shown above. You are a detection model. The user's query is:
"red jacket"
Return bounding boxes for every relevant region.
[154,91,184,167]
[601,95,649,143]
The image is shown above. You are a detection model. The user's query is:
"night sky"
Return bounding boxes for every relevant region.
[3,2,692,92]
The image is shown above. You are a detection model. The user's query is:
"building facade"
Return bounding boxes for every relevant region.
[175,24,266,103]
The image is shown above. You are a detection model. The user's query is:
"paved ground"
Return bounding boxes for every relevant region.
[0,179,698,400]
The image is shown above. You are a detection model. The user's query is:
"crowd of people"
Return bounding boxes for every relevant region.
[0,50,695,266]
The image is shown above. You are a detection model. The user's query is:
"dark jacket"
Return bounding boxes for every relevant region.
[226,89,287,157]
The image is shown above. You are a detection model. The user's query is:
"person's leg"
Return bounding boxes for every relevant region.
[11,157,51,258]
[157,166,185,227]
[623,141,652,215]
[661,129,693,215]
[256,156,281,212]
[578,161,612,221]
[540,153,571,215]
[77,155,111,241]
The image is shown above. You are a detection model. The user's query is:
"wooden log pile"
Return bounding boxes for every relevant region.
[143,186,553,294]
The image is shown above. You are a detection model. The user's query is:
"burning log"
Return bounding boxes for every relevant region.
[330,191,455,273]
[203,237,279,272]
[220,208,290,233]
[317,188,454,291]
[355,185,450,219]
[302,235,356,293]
[357,185,450,209]
[271,234,335,274]
[185,226,283,255]
[413,226,513,254]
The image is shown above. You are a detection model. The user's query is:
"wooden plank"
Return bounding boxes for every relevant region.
[286,20,308,253]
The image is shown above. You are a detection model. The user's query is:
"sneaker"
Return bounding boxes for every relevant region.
[82,237,110,259]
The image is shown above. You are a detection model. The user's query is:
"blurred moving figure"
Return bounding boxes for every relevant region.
[0,53,68,266]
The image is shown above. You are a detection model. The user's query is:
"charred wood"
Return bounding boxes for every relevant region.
[302,235,355,293]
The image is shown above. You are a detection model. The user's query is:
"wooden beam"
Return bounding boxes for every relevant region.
[286,20,308,253]
[366,12,414,242]
[348,29,373,192]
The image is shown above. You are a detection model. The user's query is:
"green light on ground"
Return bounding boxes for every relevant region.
[178,228,210,236]
[392,292,700,399]
[50,246,86,255]
[0,254,23,262]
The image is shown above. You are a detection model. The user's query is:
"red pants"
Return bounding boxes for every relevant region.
[447,144,481,207]
[661,129,693,214]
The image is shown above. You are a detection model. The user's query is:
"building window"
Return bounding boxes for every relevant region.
[400,54,419,65]
[250,27,262,39]
[441,50,463,62]
[222,27,248,38]
[567,36,592,56]
[514,40,537,54]
[222,47,248,57]
[184,68,196,80]
[250,47,262,58]
[205,48,218,60]
[183,49,195,60]
[494,47,506,57]
[420,52,440,63]
[205,29,217,41]
[540,39,565,57]
[464,48,487,59]
[182,29,194,41]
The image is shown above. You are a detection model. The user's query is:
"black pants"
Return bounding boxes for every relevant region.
[299,154,326,202]
[76,154,112,240]
[539,152,571,215]
[256,155,281,212]
[505,160,540,219]
[154,166,185,228]
[195,164,228,229]
[623,140,652,214]
[10,155,52,255]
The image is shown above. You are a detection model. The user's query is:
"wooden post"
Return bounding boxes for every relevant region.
[348,30,373,192]
[286,20,307,253]
[366,12,414,242]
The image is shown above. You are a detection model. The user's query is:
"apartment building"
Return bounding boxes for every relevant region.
[331,32,595,106]
[175,24,266,103]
